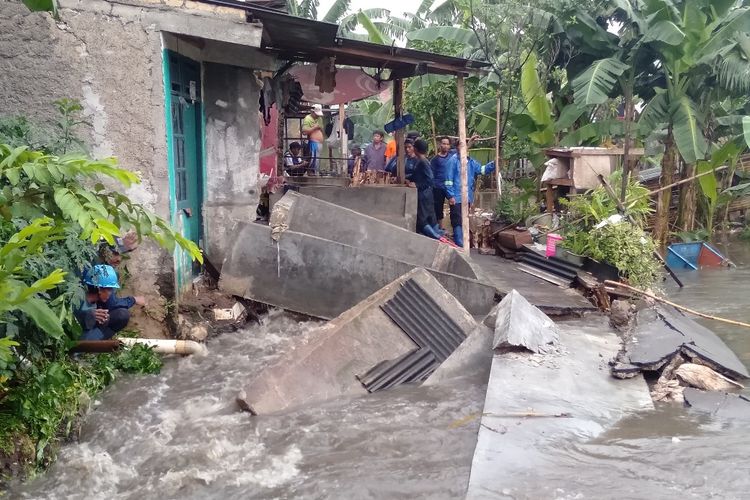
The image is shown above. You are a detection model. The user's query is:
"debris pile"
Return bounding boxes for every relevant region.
[611,306,748,403]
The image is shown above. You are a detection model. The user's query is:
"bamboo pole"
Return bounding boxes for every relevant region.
[495,90,502,196]
[603,280,750,329]
[393,79,406,183]
[339,102,347,176]
[430,113,438,154]
[457,75,470,252]
[642,166,728,198]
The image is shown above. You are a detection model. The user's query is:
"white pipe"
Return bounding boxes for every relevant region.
[119,338,208,356]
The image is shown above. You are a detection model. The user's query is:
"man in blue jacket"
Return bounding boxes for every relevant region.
[430,136,455,228]
[444,155,496,247]
[76,264,144,340]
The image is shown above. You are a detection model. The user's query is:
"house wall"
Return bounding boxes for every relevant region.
[203,63,262,265]
[0,0,268,335]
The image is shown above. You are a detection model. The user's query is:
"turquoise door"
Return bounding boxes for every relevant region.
[163,51,204,293]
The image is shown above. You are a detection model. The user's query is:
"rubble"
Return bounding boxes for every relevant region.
[675,363,744,392]
[612,306,749,381]
[684,388,750,418]
[493,289,559,353]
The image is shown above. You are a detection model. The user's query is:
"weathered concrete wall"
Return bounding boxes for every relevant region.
[271,185,417,231]
[203,63,261,265]
[220,222,498,319]
[0,0,266,334]
[271,191,477,279]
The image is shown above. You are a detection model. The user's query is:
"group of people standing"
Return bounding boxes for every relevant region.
[347,130,495,247]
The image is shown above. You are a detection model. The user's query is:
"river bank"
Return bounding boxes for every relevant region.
[9,245,750,499]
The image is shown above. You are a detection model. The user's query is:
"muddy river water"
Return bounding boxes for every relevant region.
[14,244,750,499]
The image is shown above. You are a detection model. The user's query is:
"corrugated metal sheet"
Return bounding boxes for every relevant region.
[357,349,437,393]
[517,251,578,284]
[381,280,466,361]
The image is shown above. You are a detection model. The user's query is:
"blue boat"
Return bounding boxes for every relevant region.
[666,242,729,270]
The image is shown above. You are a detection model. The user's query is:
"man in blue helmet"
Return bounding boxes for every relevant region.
[444,154,496,247]
[75,264,144,340]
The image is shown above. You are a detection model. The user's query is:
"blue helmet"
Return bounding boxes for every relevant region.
[83,264,120,289]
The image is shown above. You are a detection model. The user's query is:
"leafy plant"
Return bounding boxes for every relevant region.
[587,222,661,288]
[495,178,537,224]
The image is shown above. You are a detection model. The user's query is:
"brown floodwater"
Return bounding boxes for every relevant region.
[12,243,750,499]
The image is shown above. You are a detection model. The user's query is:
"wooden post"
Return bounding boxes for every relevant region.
[457,75,470,252]
[430,113,438,154]
[339,103,347,176]
[495,90,502,196]
[393,79,406,183]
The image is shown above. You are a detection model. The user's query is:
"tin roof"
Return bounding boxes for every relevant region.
[199,0,489,78]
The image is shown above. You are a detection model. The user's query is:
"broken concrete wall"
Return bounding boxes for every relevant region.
[220,222,498,319]
[203,63,261,265]
[271,185,417,230]
[272,191,477,279]
[238,268,477,414]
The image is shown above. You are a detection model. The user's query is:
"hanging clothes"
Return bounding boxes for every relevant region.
[314,57,337,94]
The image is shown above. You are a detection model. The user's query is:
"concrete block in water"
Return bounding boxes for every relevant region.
[220,222,497,319]
[493,289,559,353]
[466,317,653,499]
[237,268,477,415]
[684,388,750,419]
[271,191,476,279]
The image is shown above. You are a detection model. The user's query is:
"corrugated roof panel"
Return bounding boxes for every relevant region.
[381,280,466,361]
[357,348,437,392]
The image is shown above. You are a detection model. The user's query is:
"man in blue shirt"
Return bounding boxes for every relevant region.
[430,136,454,228]
[444,155,496,247]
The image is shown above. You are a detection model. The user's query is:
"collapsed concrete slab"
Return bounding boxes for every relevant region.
[466,316,653,499]
[613,306,749,381]
[493,289,559,353]
[220,222,497,319]
[270,185,417,230]
[271,191,476,279]
[236,268,477,415]
[684,388,750,418]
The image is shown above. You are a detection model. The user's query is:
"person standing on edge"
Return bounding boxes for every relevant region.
[430,136,455,229]
[302,103,325,174]
[411,139,446,240]
[444,153,496,247]
[362,130,387,172]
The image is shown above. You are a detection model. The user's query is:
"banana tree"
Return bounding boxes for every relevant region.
[567,0,750,248]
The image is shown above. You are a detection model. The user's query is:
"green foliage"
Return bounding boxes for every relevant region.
[587,222,661,288]
[495,178,537,224]
[571,58,630,106]
[561,171,653,228]
[2,344,161,466]
[0,144,202,260]
[97,344,163,376]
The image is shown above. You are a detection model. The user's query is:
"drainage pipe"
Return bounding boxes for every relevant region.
[72,338,208,356]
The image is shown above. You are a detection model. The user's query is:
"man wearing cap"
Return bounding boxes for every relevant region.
[302,104,326,174]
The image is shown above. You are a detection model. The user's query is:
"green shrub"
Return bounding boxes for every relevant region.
[587,222,661,288]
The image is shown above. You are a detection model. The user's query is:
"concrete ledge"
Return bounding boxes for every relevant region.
[237,268,477,414]
[465,316,653,499]
[272,191,475,279]
[220,222,497,319]
[272,185,417,231]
